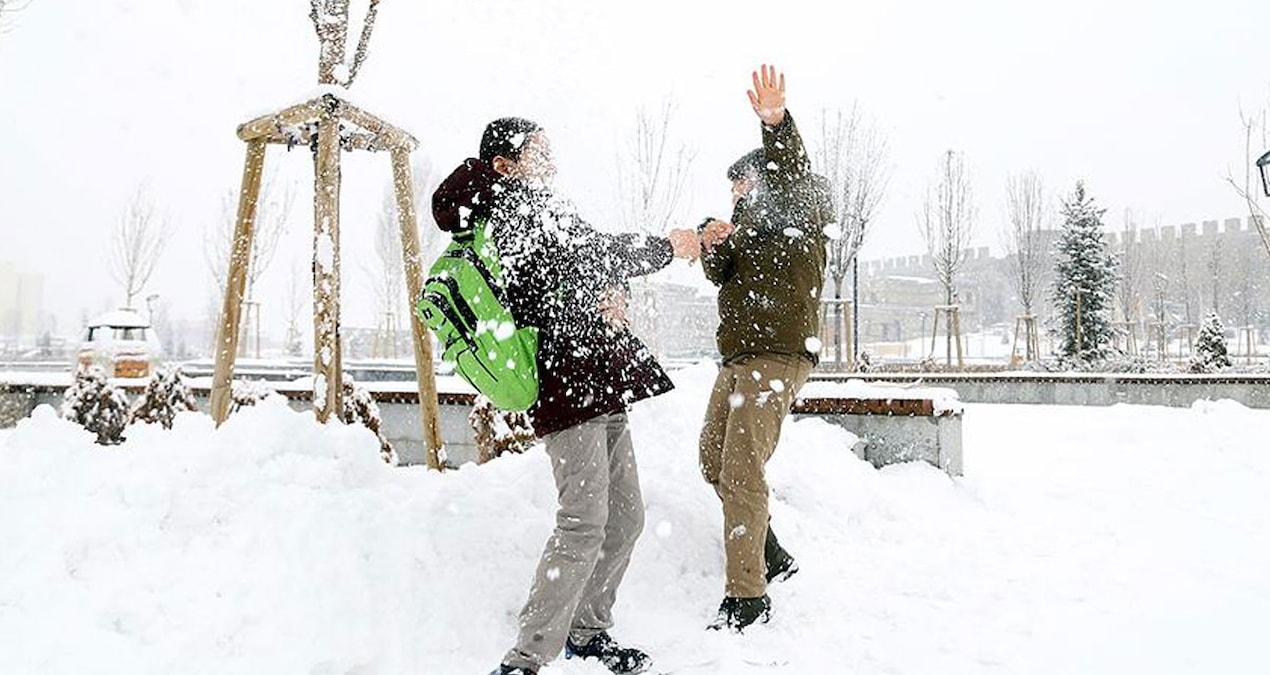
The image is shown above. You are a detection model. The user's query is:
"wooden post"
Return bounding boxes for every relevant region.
[1027,316,1039,362]
[952,306,964,370]
[843,301,855,371]
[210,139,267,425]
[312,107,344,423]
[391,147,445,470]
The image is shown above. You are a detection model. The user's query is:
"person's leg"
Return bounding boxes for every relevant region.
[568,413,645,644]
[502,417,611,672]
[718,354,811,600]
[699,362,737,491]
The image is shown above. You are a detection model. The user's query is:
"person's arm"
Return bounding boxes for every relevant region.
[748,64,812,188]
[699,218,736,286]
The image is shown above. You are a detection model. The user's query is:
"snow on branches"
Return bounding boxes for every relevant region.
[130,365,198,429]
[469,396,537,464]
[61,366,130,446]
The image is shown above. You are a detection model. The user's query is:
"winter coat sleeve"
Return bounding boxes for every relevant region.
[597,231,675,280]
[760,112,813,190]
[700,230,736,286]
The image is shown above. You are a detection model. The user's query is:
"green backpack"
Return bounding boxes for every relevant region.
[416,220,540,411]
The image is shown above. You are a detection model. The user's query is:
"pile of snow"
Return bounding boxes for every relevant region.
[1,364,1268,674]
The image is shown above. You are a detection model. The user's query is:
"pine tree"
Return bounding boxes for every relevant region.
[1191,311,1232,372]
[1051,181,1120,362]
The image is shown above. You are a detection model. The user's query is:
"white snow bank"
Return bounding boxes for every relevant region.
[2,364,1269,674]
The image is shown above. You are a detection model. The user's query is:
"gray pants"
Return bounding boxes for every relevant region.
[504,412,645,671]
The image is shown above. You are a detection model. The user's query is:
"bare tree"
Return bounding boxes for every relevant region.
[1205,231,1223,316]
[616,99,696,234]
[204,175,295,357]
[109,188,168,309]
[812,106,890,365]
[284,261,309,357]
[310,0,381,87]
[1002,170,1049,359]
[0,0,31,33]
[1116,209,1145,352]
[615,100,696,359]
[362,157,438,358]
[918,150,976,364]
[1226,106,1270,262]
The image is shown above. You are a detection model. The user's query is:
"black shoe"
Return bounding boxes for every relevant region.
[490,665,536,675]
[565,631,651,674]
[707,595,771,632]
[764,525,799,584]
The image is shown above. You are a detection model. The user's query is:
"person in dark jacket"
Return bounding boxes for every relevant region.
[696,65,834,632]
[433,117,700,675]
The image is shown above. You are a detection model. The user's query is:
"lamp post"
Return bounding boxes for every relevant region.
[1257,149,1270,198]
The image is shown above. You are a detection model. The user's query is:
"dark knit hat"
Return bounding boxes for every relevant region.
[479,117,542,163]
[431,158,500,233]
[727,148,766,181]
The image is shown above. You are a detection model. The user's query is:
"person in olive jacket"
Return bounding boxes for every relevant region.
[696,65,835,632]
[432,118,700,675]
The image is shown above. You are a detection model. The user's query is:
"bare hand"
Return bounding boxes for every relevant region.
[701,219,735,250]
[668,228,701,261]
[597,288,629,329]
[747,64,787,126]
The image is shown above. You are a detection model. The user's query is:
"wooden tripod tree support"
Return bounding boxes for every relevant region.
[209,92,446,471]
[818,299,854,371]
[1112,320,1140,357]
[1010,314,1040,365]
[929,304,964,370]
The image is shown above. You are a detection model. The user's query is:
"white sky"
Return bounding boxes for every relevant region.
[2,0,1268,335]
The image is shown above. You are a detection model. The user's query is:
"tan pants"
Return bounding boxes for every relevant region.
[699,353,812,598]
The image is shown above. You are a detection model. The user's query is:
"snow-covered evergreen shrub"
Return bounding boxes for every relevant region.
[229,379,274,415]
[469,395,537,464]
[130,365,199,429]
[1190,312,1232,373]
[341,375,396,465]
[62,366,130,445]
[1051,182,1120,362]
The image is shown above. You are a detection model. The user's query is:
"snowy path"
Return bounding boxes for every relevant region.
[1,365,1268,674]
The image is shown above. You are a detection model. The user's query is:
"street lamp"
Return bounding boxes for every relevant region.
[1257,149,1270,198]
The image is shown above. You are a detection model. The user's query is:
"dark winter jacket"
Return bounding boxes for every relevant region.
[702,112,834,365]
[479,179,676,437]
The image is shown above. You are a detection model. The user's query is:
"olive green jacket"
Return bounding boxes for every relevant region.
[702,112,834,364]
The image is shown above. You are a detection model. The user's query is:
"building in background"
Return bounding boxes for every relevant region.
[0,259,46,355]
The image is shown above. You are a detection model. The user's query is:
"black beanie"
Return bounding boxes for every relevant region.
[727,148,766,181]
[479,117,542,163]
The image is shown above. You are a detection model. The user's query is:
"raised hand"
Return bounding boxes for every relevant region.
[747,64,787,126]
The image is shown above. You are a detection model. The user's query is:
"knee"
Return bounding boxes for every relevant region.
[556,502,609,554]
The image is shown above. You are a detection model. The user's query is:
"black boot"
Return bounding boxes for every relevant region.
[707,594,771,632]
[489,665,536,675]
[565,631,651,674]
[764,524,799,584]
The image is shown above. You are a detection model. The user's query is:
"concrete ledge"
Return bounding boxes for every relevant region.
[793,391,964,476]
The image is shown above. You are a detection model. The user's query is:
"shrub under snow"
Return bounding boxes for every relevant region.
[130,365,199,429]
[61,366,131,445]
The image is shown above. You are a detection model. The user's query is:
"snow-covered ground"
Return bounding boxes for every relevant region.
[1,363,1268,674]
